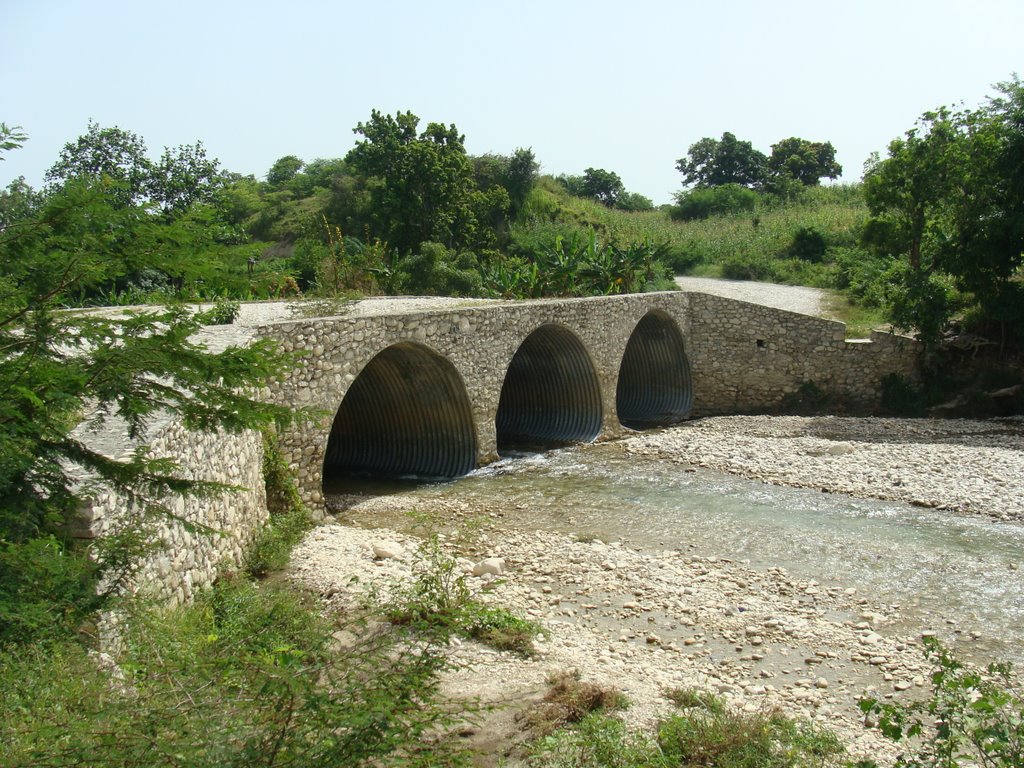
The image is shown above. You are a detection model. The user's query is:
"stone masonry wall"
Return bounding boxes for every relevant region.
[82,416,266,606]
[686,293,918,414]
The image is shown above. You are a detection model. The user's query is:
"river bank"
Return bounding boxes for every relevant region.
[623,415,1024,524]
[288,415,1024,764]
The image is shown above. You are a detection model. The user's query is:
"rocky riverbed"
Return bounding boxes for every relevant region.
[288,415,1024,764]
[623,415,1024,524]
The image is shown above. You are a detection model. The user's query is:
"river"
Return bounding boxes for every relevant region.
[327,439,1024,667]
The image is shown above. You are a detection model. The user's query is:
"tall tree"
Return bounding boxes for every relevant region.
[149,141,221,216]
[581,167,625,207]
[46,120,153,207]
[676,132,767,188]
[768,137,842,185]
[864,76,1024,348]
[346,110,478,254]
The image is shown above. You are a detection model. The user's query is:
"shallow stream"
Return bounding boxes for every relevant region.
[327,441,1024,666]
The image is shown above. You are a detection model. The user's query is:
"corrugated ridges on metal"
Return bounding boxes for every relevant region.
[616,310,693,429]
[496,324,602,449]
[322,343,477,479]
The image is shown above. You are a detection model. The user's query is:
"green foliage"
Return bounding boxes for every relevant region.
[266,154,304,188]
[676,132,768,189]
[382,537,541,656]
[0,578,465,767]
[201,297,241,325]
[671,183,758,221]
[665,686,727,713]
[45,121,220,216]
[346,109,480,255]
[0,168,293,647]
[528,699,844,768]
[244,429,310,578]
[859,638,1023,768]
[790,226,828,262]
[769,137,843,186]
[864,76,1024,349]
[657,704,844,768]
[581,167,626,207]
[0,536,103,647]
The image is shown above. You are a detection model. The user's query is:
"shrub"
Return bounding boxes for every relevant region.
[789,226,827,262]
[1,579,464,767]
[859,637,1023,768]
[200,297,240,325]
[382,536,541,656]
[670,184,758,222]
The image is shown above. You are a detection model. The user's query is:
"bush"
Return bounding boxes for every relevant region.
[789,226,827,262]
[1,579,464,767]
[382,536,541,656]
[859,638,1023,768]
[200,297,240,325]
[670,184,758,222]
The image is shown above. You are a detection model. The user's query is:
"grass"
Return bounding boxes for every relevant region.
[527,688,847,768]
[381,536,542,657]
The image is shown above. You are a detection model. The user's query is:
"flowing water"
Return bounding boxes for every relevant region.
[327,441,1024,666]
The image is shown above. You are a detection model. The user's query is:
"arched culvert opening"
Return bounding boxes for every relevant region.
[616,310,693,429]
[322,343,477,484]
[496,324,602,453]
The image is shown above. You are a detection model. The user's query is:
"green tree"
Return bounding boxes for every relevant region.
[266,154,304,188]
[345,110,479,255]
[864,76,1024,350]
[676,132,768,188]
[0,175,291,646]
[581,167,625,207]
[768,137,842,185]
[0,177,41,229]
[149,141,221,216]
[46,120,153,207]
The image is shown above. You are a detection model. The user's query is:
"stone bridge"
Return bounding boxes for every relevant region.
[260,292,916,508]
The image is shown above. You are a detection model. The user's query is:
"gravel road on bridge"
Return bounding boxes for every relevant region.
[675,276,834,318]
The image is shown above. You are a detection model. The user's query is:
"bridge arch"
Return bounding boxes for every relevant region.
[322,342,477,482]
[616,310,693,429]
[496,324,602,452]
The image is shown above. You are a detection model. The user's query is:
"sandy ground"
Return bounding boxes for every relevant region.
[288,415,1024,765]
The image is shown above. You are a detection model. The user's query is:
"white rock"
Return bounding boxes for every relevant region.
[371,541,405,560]
[472,557,506,577]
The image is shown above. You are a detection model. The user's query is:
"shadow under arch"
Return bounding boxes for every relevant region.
[616,310,693,429]
[322,342,477,484]
[496,324,602,453]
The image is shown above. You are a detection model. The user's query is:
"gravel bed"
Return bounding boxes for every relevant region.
[622,416,1024,524]
[288,414,1023,763]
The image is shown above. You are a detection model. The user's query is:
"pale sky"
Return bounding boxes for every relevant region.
[3,0,1021,204]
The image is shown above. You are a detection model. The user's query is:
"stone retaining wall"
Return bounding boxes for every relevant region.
[81,417,266,606]
[686,293,918,414]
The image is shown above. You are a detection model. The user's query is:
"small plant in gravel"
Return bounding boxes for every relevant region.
[382,536,541,656]
[858,637,1023,768]
[665,685,726,714]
